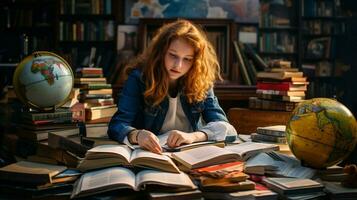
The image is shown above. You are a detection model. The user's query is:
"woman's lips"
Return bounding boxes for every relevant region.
[170,69,180,74]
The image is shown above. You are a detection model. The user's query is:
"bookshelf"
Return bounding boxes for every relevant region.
[0,0,56,63]
[300,0,353,99]
[258,0,301,68]
[56,0,117,72]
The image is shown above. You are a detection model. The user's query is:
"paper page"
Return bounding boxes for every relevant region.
[79,167,136,192]
[87,145,132,161]
[131,148,171,162]
[136,170,196,190]
[172,146,236,167]
[225,142,278,160]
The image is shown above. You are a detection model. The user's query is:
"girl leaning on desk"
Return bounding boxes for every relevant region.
[108,19,237,154]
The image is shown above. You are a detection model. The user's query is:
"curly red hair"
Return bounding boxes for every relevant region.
[126,19,221,106]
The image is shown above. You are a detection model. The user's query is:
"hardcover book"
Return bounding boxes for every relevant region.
[71,167,196,198]
[0,161,67,185]
[257,82,308,91]
[256,125,286,137]
[172,142,278,170]
[257,71,303,80]
[262,177,324,195]
[77,144,180,173]
[251,133,287,144]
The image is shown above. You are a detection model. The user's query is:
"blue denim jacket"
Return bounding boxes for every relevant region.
[107,69,229,142]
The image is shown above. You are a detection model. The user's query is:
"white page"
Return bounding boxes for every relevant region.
[87,145,132,161]
[136,170,196,190]
[80,167,136,192]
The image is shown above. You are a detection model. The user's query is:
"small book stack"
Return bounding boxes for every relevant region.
[262,177,326,199]
[0,161,79,198]
[14,108,78,142]
[249,60,308,111]
[189,161,256,193]
[251,125,287,144]
[75,67,117,123]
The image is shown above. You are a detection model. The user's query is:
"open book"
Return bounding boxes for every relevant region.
[77,145,180,173]
[71,167,197,198]
[172,142,279,170]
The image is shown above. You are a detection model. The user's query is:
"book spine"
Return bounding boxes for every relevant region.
[233,40,252,85]
[257,82,291,91]
[256,129,286,137]
[22,111,73,121]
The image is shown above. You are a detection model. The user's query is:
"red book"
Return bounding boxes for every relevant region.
[257,82,307,91]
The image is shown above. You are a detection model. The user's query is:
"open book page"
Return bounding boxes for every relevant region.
[130,148,180,173]
[172,146,240,169]
[77,145,133,171]
[85,144,132,161]
[71,167,136,198]
[225,142,279,160]
[136,170,197,191]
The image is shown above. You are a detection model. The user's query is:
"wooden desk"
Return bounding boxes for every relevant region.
[227,108,292,134]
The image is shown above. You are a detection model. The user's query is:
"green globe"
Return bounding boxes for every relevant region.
[13,51,74,111]
[286,98,357,169]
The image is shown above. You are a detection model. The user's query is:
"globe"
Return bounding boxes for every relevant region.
[286,98,357,169]
[13,51,74,111]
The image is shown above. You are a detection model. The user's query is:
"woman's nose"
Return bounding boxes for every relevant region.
[173,58,183,68]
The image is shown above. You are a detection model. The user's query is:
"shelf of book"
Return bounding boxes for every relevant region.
[258,0,301,68]
[300,0,354,99]
[55,0,118,72]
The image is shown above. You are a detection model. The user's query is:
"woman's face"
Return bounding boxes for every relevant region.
[164,38,194,83]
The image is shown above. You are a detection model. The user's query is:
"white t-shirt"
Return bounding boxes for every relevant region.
[160,95,193,133]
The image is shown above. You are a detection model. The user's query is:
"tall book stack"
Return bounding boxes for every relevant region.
[75,67,117,123]
[249,60,308,112]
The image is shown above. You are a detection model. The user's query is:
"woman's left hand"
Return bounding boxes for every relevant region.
[166,130,195,148]
[166,130,208,148]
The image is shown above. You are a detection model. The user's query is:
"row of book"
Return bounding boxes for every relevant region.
[59,20,115,42]
[249,61,308,111]
[59,0,112,15]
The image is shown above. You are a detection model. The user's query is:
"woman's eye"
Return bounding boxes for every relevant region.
[184,58,193,62]
[169,53,177,58]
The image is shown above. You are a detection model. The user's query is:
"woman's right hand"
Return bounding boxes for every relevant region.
[137,130,162,154]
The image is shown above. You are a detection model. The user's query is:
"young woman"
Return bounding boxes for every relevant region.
[108,19,237,153]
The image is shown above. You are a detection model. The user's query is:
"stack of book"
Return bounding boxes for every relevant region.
[75,67,117,123]
[14,108,78,143]
[251,125,287,144]
[249,60,308,111]
[262,177,326,199]
[190,161,256,193]
[0,161,80,198]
